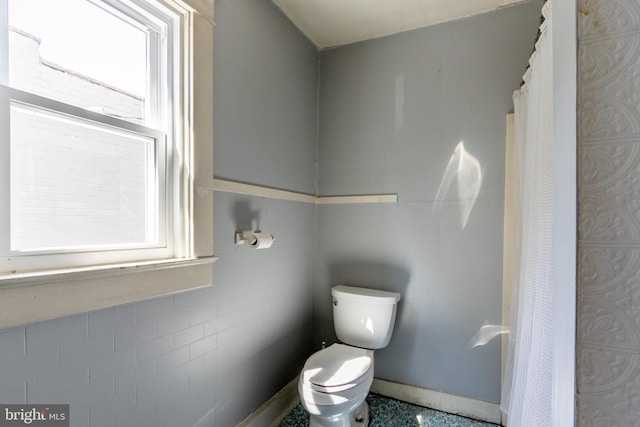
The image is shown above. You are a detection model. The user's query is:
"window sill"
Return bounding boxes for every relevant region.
[0,257,217,329]
[0,257,217,288]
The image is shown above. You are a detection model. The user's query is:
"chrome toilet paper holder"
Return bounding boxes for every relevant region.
[234,230,275,249]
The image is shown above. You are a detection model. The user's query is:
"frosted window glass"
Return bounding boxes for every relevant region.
[10,103,157,252]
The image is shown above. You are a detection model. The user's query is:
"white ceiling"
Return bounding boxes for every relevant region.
[273,0,526,49]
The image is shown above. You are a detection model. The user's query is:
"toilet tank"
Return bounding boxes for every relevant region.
[332,285,401,349]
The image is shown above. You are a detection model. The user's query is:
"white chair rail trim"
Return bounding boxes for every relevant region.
[212,178,398,205]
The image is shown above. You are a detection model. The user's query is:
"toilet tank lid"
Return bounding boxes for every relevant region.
[332,285,400,304]
[302,344,372,387]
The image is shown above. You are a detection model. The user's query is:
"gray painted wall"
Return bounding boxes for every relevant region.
[0,1,318,426]
[315,3,542,402]
[213,0,318,194]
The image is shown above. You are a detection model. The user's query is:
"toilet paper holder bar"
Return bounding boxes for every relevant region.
[234,230,275,249]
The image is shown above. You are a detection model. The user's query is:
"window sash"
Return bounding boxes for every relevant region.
[8,96,167,253]
[98,0,168,129]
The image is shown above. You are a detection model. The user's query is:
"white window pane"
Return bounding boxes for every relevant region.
[8,0,148,125]
[10,103,158,252]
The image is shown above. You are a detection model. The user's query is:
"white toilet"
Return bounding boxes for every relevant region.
[298,285,401,427]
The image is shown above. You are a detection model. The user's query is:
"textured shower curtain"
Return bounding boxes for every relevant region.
[500,1,554,426]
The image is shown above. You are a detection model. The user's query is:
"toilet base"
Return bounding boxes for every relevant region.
[308,401,369,427]
[354,401,370,426]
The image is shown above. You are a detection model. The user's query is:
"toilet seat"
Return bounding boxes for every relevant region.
[301,344,373,393]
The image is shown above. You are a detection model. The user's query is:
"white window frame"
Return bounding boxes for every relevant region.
[0,0,215,328]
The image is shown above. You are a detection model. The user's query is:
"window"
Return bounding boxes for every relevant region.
[0,0,214,327]
[0,0,192,275]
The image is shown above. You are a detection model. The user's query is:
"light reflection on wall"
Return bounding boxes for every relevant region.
[433,141,483,229]
[468,323,509,349]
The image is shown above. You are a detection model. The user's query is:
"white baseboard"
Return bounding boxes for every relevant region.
[237,377,502,427]
[236,377,300,427]
[371,379,502,425]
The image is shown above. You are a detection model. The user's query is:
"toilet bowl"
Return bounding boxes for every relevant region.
[298,285,400,427]
[299,344,374,426]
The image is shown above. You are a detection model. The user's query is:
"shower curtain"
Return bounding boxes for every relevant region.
[500,1,554,425]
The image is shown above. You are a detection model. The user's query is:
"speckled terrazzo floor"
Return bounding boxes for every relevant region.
[277,394,500,427]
